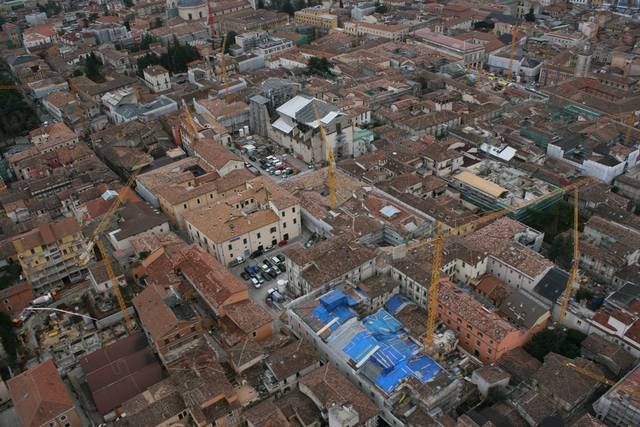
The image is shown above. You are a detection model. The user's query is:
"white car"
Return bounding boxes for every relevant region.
[250,277,261,288]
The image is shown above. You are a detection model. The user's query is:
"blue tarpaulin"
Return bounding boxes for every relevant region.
[312,290,357,332]
[385,294,412,314]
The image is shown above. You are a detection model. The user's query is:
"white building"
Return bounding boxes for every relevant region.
[270,95,355,163]
[143,65,171,93]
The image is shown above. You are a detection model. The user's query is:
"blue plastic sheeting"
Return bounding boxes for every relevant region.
[312,290,357,332]
[319,290,358,311]
[374,355,442,393]
[409,356,442,383]
[363,309,402,338]
[343,331,378,365]
[385,293,412,314]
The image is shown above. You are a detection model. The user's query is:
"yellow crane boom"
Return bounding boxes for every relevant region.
[558,188,579,322]
[565,362,640,398]
[416,177,594,346]
[96,240,133,332]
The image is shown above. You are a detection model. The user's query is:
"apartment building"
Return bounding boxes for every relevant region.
[414,28,485,67]
[7,359,83,427]
[293,7,337,29]
[184,176,301,265]
[133,284,204,367]
[438,280,531,363]
[10,217,86,292]
[135,157,253,229]
[143,64,171,93]
[285,236,378,297]
[593,364,640,426]
[344,22,409,41]
[270,95,355,163]
[29,122,79,153]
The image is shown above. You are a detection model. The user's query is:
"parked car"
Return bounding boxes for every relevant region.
[261,263,270,272]
[250,249,263,259]
[267,288,285,303]
[271,256,281,265]
[249,155,257,162]
[264,259,273,268]
[252,274,264,285]
[276,254,285,263]
[278,240,288,247]
[250,277,260,288]
[240,272,250,280]
[261,271,272,282]
[271,265,282,275]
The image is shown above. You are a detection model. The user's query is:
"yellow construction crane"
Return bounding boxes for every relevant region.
[558,188,580,322]
[507,25,519,82]
[96,240,133,332]
[179,100,201,149]
[219,33,233,104]
[311,100,337,210]
[565,362,640,399]
[414,177,594,345]
[80,173,140,333]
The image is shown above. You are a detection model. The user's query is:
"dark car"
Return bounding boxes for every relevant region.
[277,263,286,272]
[276,254,285,263]
[260,271,272,282]
[267,269,278,279]
[248,155,257,162]
[250,249,263,259]
[264,259,273,268]
[240,272,250,280]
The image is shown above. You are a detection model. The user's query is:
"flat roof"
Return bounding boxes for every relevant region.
[453,170,509,198]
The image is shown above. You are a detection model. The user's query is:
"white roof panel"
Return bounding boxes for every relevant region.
[276,95,313,119]
[272,117,294,134]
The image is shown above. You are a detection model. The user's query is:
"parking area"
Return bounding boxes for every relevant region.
[235,136,314,183]
[228,228,311,317]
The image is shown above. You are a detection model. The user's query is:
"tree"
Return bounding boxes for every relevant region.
[549,234,573,270]
[223,31,237,53]
[0,313,17,365]
[89,12,99,22]
[258,0,265,7]
[525,7,536,22]
[294,0,306,11]
[525,328,587,362]
[0,78,39,139]
[522,200,579,243]
[72,68,83,77]
[124,0,134,7]
[306,56,332,76]
[375,4,387,13]
[282,0,295,16]
[84,52,104,82]
[575,288,594,303]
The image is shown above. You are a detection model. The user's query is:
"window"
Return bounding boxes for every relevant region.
[228,244,232,250]
[164,339,170,345]
[293,218,297,225]
[292,207,296,213]
[175,333,180,339]
[243,238,247,244]
[281,211,285,217]
[270,227,277,233]
[183,204,187,209]
[257,232,261,239]
[283,222,287,229]
[191,326,196,332]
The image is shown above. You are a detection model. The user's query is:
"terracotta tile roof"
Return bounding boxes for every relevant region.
[266,340,317,381]
[178,245,247,311]
[439,280,519,342]
[224,300,271,334]
[533,353,604,409]
[243,399,288,427]
[299,364,380,424]
[7,359,75,427]
[11,217,81,252]
[80,332,164,414]
[193,142,243,172]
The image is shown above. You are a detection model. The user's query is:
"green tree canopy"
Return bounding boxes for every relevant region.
[524,328,587,362]
[85,51,104,82]
[306,56,332,76]
[0,77,39,139]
